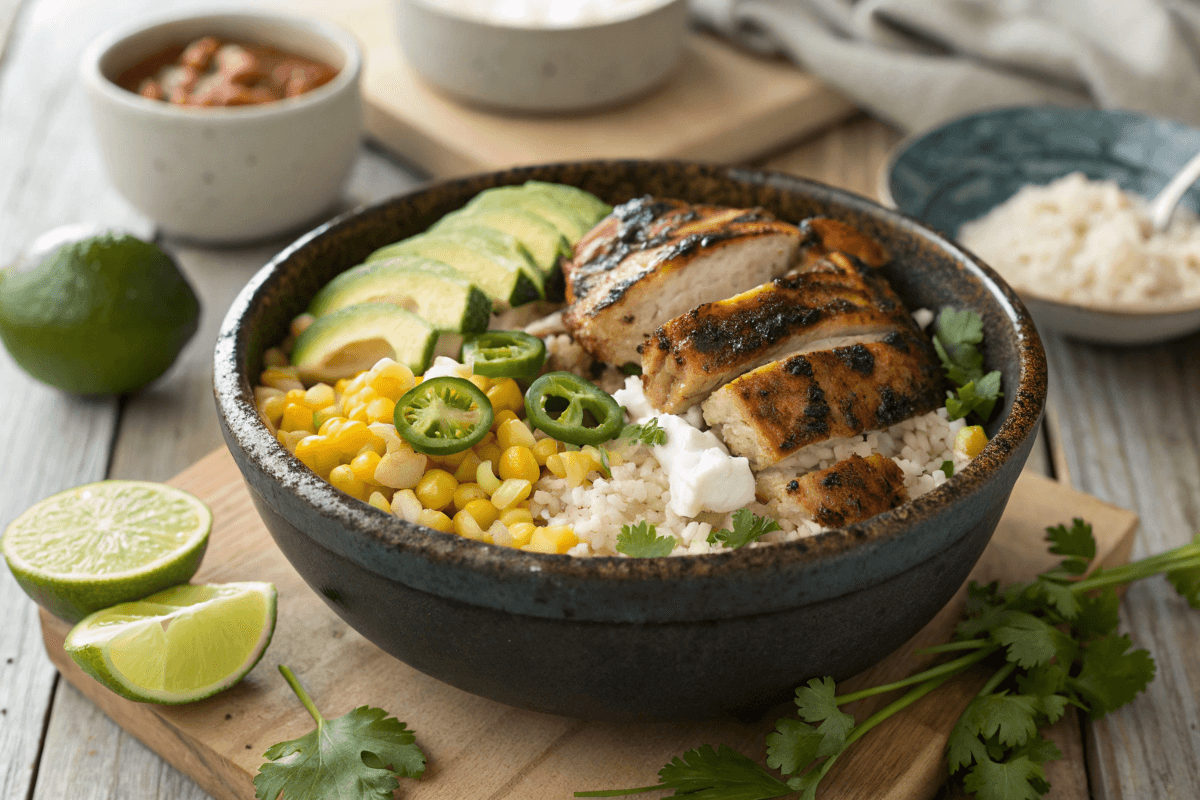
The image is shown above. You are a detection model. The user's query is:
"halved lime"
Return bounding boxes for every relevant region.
[65,582,277,704]
[1,480,211,622]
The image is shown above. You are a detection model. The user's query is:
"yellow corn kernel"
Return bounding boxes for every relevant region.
[262,347,289,368]
[499,446,540,483]
[525,525,578,554]
[366,397,396,424]
[497,418,537,450]
[476,460,502,494]
[508,522,536,548]
[488,521,512,547]
[345,372,368,395]
[476,441,503,466]
[290,313,316,338]
[255,386,285,405]
[259,395,287,426]
[329,464,369,501]
[582,445,608,475]
[416,469,458,510]
[260,367,304,392]
[531,437,559,466]
[353,386,380,407]
[350,451,383,485]
[285,388,309,407]
[330,419,372,454]
[294,435,339,475]
[391,489,422,522]
[559,451,595,488]
[545,452,566,478]
[374,448,427,490]
[453,509,487,540]
[492,409,520,431]
[499,507,534,528]
[453,450,482,483]
[491,478,532,510]
[359,434,387,456]
[313,405,343,429]
[346,404,371,423]
[462,498,500,529]
[334,378,351,396]
[485,378,523,415]
[276,429,290,448]
[436,449,471,470]
[305,383,336,409]
[468,374,492,393]
[367,491,391,513]
[368,360,415,400]
[280,403,317,434]
[955,425,988,459]
[453,482,489,511]
[417,508,453,533]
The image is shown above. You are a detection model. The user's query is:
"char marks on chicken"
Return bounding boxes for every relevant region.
[760,453,909,528]
[561,197,802,366]
[702,334,942,470]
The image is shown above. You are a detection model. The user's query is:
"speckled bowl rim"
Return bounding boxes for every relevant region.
[405,0,683,32]
[877,105,1200,319]
[214,159,1046,584]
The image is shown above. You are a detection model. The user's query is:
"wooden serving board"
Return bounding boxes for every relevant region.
[296,0,858,177]
[40,449,1137,800]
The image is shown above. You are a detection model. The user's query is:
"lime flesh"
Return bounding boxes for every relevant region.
[65,582,277,704]
[1,480,211,622]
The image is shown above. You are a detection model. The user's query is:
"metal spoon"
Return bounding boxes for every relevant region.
[1149,150,1200,232]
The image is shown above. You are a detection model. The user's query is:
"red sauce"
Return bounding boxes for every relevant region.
[116,37,338,107]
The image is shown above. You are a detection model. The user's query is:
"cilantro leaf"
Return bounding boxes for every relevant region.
[945,372,1003,422]
[933,308,1003,422]
[962,753,1049,800]
[947,715,991,774]
[1068,634,1156,717]
[254,666,425,800]
[656,744,793,799]
[990,610,1077,669]
[1046,519,1096,575]
[1015,664,1069,725]
[620,418,667,447]
[1168,538,1200,607]
[941,460,954,477]
[765,718,823,776]
[1024,577,1079,620]
[707,509,781,550]
[1072,588,1121,641]
[794,677,856,758]
[970,694,1039,748]
[616,520,676,558]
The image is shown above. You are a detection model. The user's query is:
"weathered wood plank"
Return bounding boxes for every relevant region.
[0,0,156,798]
[1043,330,1200,799]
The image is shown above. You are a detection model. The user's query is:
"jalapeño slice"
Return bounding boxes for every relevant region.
[394,376,494,455]
[524,371,623,446]
[462,330,547,379]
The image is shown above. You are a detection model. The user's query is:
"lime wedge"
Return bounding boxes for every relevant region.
[1,480,211,622]
[65,582,277,704]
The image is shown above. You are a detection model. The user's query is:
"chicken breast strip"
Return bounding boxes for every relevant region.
[759,453,909,529]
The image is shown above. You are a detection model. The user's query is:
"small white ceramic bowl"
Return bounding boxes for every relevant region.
[81,11,363,244]
[393,0,688,113]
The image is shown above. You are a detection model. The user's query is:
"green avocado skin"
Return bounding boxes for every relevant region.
[0,234,201,395]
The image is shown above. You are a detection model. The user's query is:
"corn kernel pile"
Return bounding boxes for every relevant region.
[254,356,623,554]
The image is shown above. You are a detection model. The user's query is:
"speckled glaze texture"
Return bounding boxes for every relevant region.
[214,161,1047,721]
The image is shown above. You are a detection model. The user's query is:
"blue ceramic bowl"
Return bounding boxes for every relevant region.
[881,106,1200,344]
[215,160,1047,721]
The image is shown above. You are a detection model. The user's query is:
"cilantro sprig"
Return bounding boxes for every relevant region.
[708,509,781,549]
[620,418,668,448]
[254,665,426,800]
[934,308,1003,422]
[616,520,677,558]
[577,520,1200,800]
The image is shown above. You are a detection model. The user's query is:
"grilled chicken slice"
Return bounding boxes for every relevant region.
[642,253,917,413]
[561,197,802,366]
[795,217,889,271]
[702,336,942,470]
[760,453,909,528]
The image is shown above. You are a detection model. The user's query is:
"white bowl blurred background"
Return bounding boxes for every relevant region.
[81,11,363,244]
[393,0,688,113]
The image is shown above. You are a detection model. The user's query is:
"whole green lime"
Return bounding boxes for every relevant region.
[0,233,201,394]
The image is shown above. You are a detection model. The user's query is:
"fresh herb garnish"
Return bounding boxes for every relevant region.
[707,509,781,550]
[933,308,1003,422]
[620,363,643,376]
[941,460,955,477]
[578,519,1200,800]
[254,665,426,800]
[616,520,676,558]
[620,418,668,447]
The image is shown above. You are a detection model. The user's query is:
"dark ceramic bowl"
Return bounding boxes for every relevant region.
[214,160,1046,721]
[880,105,1200,344]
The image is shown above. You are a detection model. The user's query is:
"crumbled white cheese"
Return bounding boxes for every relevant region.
[611,376,756,517]
[421,356,472,381]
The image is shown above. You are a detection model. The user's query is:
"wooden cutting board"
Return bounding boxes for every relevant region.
[39,449,1137,800]
[295,0,858,177]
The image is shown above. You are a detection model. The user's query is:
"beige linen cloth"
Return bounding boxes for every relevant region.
[691,0,1200,131]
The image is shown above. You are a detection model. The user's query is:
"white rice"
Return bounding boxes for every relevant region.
[958,172,1200,305]
[534,334,973,558]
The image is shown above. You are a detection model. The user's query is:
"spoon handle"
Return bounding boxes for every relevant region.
[1150,150,1200,232]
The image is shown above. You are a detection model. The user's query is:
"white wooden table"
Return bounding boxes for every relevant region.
[1,1,1197,798]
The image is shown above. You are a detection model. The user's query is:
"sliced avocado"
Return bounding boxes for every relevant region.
[523,181,612,225]
[291,303,437,380]
[431,206,568,277]
[465,186,592,242]
[366,229,543,309]
[308,257,491,334]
